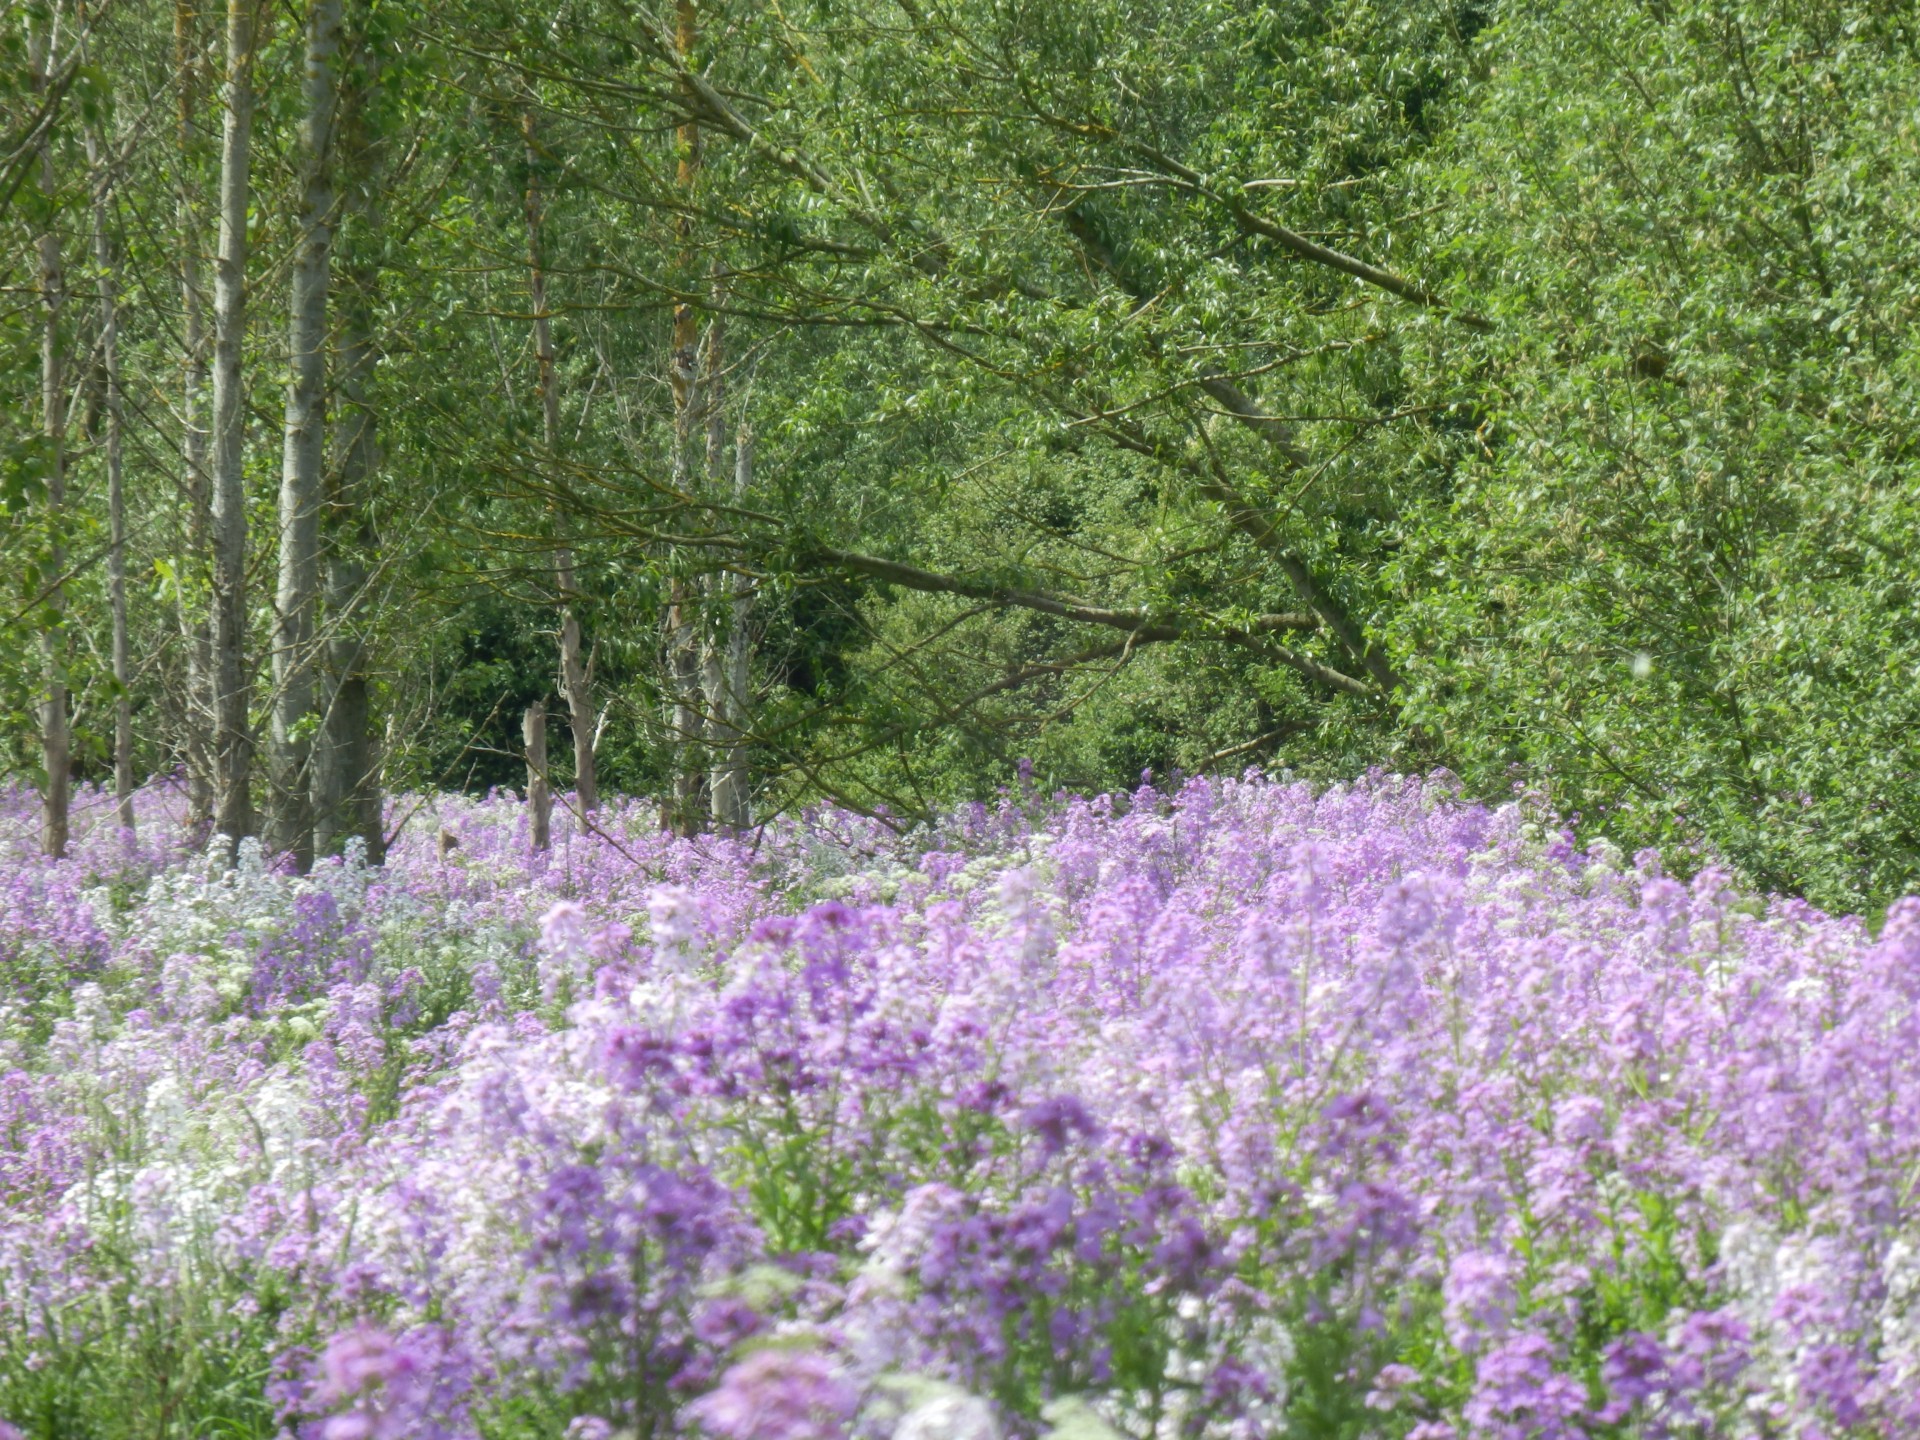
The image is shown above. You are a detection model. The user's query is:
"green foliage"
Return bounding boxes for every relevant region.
[0,1224,294,1440]
[1397,0,1920,910]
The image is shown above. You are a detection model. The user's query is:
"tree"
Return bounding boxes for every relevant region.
[1395,0,1920,909]
[661,0,705,836]
[175,0,215,834]
[706,405,752,830]
[85,113,132,831]
[208,0,261,848]
[28,10,69,859]
[312,0,386,862]
[520,102,598,816]
[267,0,345,869]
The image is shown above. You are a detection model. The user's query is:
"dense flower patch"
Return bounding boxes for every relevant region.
[3,773,1919,1439]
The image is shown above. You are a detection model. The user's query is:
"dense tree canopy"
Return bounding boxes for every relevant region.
[3,0,1916,910]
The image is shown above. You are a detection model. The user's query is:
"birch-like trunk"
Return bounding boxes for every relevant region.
[699,301,753,831]
[311,278,381,862]
[524,702,551,851]
[709,419,754,830]
[664,0,705,835]
[176,0,215,833]
[30,22,70,859]
[695,306,726,820]
[209,0,260,849]
[267,0,343,870]
[521,109,598,813]
[86,125,134,832]
[665,576,704,835]
[313,231,383,864]
[312,7,383,864]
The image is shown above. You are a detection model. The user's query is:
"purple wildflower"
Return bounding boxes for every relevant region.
[686,1348,858,1440]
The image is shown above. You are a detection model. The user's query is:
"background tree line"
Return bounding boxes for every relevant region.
[3,0,1917,912]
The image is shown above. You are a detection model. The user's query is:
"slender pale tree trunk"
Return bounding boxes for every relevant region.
[520,108,598,813]
[268,0,344,870]
[312,5,384,864]
[709,417,754,830]
[313,215,382,860]
[698,296,752,830]
[86,125,135,833]
[30,22,70,859]
[665,579,704,838]
[209,0,260,850]
[311,486,381,863]
[696,301,725,817]
[524,702,551,851]
[314,281,381,866]
[664,0,705,835]
[172,0,216,832]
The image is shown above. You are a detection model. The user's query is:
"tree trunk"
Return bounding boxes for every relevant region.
[664,0,705,835]
[313,281,383,866]
[267,0,343,871]
[209,0,261,850]
[708,416,754,830]
[311,1,383,865]
[696,300,726,823]
[86,124,134,833]
[699,296,753,831]
[30,23,69,860]
[176,0,215,834]
[666,574,704,834]
[524,702,551,851]
[521,108,598,813]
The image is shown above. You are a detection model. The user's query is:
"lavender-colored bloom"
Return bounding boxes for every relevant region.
[1019,1095,1100,1157]
[1465,1333,1587,1440]
[299,1324,472,1440]
[1364,1362,1422,1412]
[1444,1252,1516,1352]
[649,884,705,960]
[1666,1307,1750,1391]
[686,1348,857,1440]
[1598,1331,1667,1416]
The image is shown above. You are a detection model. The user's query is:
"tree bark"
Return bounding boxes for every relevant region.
[311,290,379,865]
[268,0,344,870]
[520,107,597,813]
[30,22,69,860]
[175,0,215,834]
[698,297,752,831]
[524,702,551,850]
[665,582,704,833]
[209,0,261,850]
[664,0,705,835]
[313,27,384,866]
[86,124,134,832]
[697,298,726,822]
[708,415,754,830]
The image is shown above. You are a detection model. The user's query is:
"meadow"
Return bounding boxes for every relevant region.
[2,773,1915,1439]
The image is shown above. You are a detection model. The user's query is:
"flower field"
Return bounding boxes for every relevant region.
[3,774,1919,1440]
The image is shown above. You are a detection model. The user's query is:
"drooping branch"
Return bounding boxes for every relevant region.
[1055,203,1404,696]
[465,428,1378,702]
[1010,95,1491,328]
[809,543,1374,698]
[808,544,1299,634]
